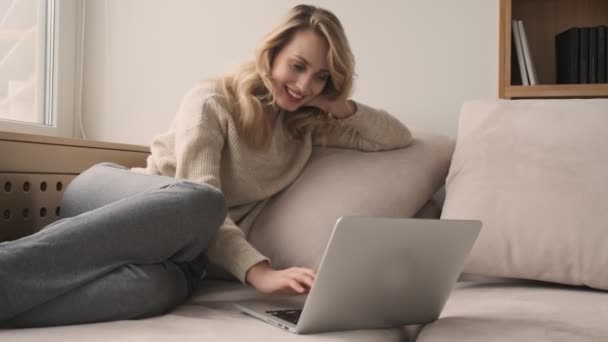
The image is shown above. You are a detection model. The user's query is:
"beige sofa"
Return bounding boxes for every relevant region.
[1,99,607,341]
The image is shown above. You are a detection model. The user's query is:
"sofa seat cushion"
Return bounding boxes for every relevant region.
[0,280,417,341]
[417,278,608,342]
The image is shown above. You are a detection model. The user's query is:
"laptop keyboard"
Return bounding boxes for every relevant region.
[265,309,302,325]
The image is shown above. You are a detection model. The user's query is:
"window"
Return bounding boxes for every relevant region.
[0,0,79,138]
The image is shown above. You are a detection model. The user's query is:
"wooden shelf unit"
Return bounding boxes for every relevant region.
[499,0,608,99]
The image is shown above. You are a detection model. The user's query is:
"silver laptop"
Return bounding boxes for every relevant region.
[234,216,481,334]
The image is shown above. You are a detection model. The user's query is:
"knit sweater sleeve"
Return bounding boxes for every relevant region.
[314,101,413,151]
[172,85,269,283]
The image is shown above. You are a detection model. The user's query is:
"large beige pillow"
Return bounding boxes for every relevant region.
[442,99,608,290]
[248,130,454,271]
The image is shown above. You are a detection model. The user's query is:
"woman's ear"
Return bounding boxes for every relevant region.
[322,81,338,99]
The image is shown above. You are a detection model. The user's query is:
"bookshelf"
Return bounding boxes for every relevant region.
[499,0,608,98]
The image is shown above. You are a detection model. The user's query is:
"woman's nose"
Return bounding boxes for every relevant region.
[296,76,313,95]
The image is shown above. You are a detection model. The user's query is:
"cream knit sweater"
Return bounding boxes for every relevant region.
[133,82,412,282]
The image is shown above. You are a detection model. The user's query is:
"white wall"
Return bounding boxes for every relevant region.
[80,0,498,145]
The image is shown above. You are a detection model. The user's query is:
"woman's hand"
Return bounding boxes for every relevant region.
[307,95,357,119]
[245,261,316,295]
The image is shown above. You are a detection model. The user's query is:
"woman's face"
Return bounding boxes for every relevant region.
[270,29,330,112]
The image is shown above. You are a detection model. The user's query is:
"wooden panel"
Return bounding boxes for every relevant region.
[0,131,149,152]
[1,140,149,173]
[505,84,608,98]
[1,174,75,241]
[1,131,150,173]
[0,133,151,241]
[499,0,511,97]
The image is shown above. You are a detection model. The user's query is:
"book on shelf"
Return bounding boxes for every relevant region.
[589,27,598,83]
[599,25,607,84]
[517,20,539,85]
[556,25,607,85]
[512,20,529,86]
[556,27,580,84]
[579,27,590,84]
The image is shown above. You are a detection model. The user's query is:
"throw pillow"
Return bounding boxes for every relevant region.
[442,99,608,290]
[248,130,455,271]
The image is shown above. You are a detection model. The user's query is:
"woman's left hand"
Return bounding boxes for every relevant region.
[307,95,357,119]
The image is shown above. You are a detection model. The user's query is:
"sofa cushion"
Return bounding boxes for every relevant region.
[417,278,608,341]
[0,280,413,341]
[248,130,454,271]
[441,99,608,290]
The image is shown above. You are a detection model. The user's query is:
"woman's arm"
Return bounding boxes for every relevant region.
[311,99,413,151]
[167,86,269,283]
[169,85,316,293]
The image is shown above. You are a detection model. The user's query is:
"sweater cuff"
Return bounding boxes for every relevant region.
[206,227,270,283]
[339,101,374,126]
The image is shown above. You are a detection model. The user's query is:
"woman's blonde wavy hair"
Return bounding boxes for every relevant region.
[216,4,355,150]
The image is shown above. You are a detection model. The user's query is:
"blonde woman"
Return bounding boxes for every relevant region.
[0,4,411,328]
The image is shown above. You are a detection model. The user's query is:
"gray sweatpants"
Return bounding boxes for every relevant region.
[0,162,227,328]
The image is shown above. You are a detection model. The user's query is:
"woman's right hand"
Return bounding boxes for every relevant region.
[245,261,316,295]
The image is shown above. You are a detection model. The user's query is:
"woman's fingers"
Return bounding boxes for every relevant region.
[294,273,315,289]
[289,267,316,278]
[290,271,316,293]
[289,280,306,293]
[262,267,317,295]
[289,268,315,287]
[300,267,317,278]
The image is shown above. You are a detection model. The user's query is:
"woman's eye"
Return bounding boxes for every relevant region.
[291,64,305,71]
[317,74,329,82]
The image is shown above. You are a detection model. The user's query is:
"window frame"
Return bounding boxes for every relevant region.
[0,0,81,138]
